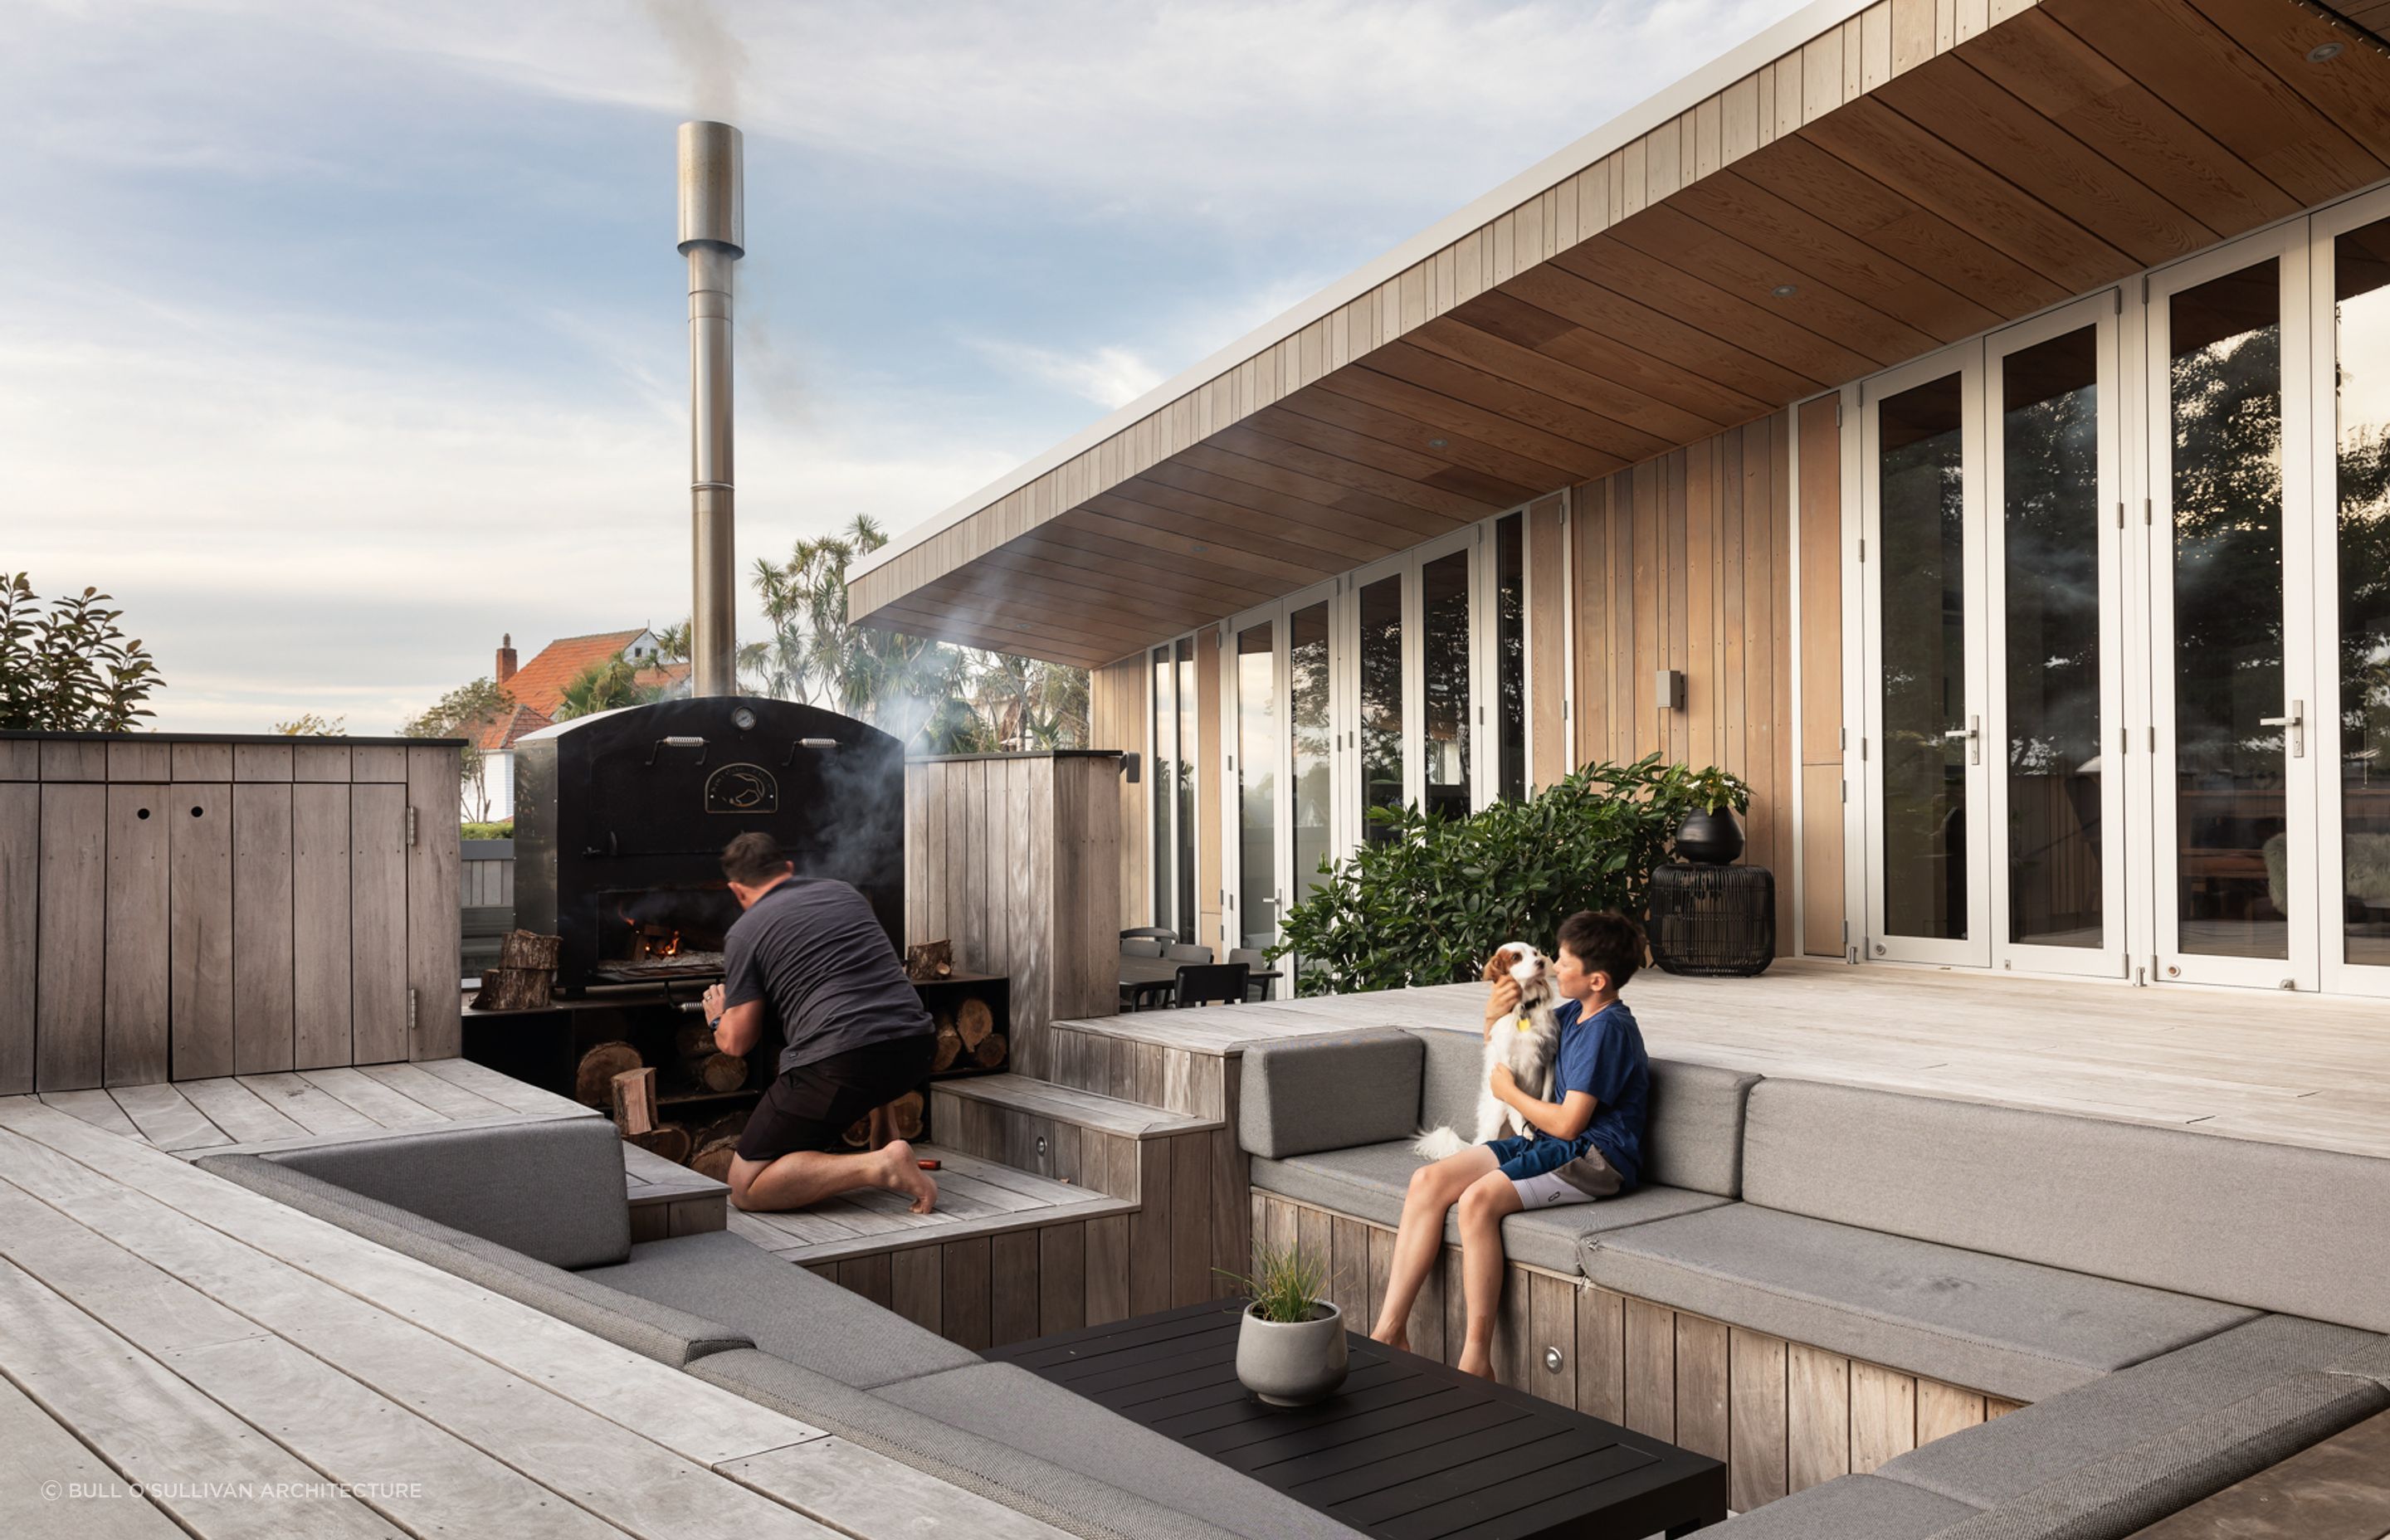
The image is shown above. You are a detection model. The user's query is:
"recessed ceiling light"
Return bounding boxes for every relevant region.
[2309,40,2344,62]
[1771,283,1799,299]
[1427,437,1449,450]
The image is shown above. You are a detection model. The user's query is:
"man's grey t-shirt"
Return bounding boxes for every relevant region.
[721,877,931,1076]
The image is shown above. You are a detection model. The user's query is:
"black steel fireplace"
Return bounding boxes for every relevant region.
[513,696,905,994]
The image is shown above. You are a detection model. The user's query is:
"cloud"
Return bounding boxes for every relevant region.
[972,339,1166,411]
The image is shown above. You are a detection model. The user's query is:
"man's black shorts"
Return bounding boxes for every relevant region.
[735,1034,937,1163]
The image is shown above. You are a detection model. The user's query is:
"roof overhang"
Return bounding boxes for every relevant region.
[850,0,2390,668]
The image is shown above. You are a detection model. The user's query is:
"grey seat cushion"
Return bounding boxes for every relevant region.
[1742,1079,2390,1332]
[1715,1474,1980,1538]
[258,1116,632,1269]
[1879,1313,2388,1508]
[877,1361,1368,1540]
[1249,1139,1729,1273]
[578,1228,978,1388]
[1409,1028,1758,1197]
[690,1348,1250,1540]
[1236,1030,1422,1158]
[1928,1371,2389,1540]
[1578,1205,2258,1404]
[198,1152,749,1367]
[2327,1333,2390,1390]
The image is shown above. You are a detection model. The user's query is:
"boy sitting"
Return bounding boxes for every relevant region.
[1368,909,1651,1380]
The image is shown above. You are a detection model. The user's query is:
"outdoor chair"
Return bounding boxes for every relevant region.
[1172,962,1250,1008]
[1162,943,1214,963]
[1229,948,1272,1001]
[1119,926,1176,943]
[1119,938,1164,958]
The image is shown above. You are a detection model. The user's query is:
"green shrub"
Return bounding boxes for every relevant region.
[461,821,514,841]
[1270,754,1748,997]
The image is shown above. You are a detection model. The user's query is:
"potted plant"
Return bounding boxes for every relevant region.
[1218,1243,1347,1406]
[1674,765,1746,865]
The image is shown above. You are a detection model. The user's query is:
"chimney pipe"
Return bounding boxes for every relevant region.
[496,632,517,685]
[677,120,744,699]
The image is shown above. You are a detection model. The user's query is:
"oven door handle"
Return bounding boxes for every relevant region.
[645,736,709,767]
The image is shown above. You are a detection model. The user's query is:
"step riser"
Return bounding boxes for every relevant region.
[932,1086,1134,1197]
[1041,1024,1230,1119]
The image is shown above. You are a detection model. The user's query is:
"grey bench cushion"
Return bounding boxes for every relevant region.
[257,1116,632,1269]
[1878,1313,2388,1508]
[198,1153,749,1367]
[2327,1333,2390,1390]
[1236,1031,1422,1158]
[1710,1474,1981,1538]
[1578,1205,2257,1403]
[578,1228,978,1388]
[690,1348,1248,1540]
[1249,1140,1728,1273]
[1927,1371,2389,1540]
[1742,1079,2390,1332]
[877,1361,1369,1540]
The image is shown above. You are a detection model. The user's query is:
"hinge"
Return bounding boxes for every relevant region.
[1861,737,1870,762]
[2115,501,2124,530]
[2144,497,2153,526]
[2149,725,2156,753]
[2113,288,2123,314]
[1841,921,1850,949]
[1840,778,1847,803]
[1857,537,1866,563]
[1834,398,1843,426]
[406,987,417,1033]
[406,806,417,848]
[2141,275,2150,304]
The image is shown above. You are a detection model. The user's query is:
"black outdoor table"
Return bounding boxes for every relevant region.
[988,1297,1727,1539]
[1118,958,1282,1009]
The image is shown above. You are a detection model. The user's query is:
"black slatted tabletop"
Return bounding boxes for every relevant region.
[987,1298,1727,1540]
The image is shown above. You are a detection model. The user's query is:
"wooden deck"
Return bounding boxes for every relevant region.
[728,1146,1133,1265]
[0,1094,1069,1539]
[1053,959,2390,1160]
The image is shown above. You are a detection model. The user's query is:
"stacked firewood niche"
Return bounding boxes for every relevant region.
[905,939,1009,1075]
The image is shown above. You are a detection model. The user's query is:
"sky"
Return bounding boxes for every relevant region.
[0,0,1810,734]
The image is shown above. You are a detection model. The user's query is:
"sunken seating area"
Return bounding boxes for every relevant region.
[197,1116,1364,1540]
[1234,1027,2390,1537]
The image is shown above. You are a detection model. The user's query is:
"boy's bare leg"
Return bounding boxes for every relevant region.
[729,1138,937,1214]
[1454,1169,1524,1380]
[1372,1147,1497,1350]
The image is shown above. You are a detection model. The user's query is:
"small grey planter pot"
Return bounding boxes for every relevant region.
[1235,1300,1349,1406]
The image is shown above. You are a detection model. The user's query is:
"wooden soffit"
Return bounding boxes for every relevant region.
[850,0,2390,668]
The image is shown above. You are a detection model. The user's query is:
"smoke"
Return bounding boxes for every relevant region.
[643,0,749,120]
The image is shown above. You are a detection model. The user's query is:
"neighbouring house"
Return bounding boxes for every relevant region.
[847,0,2390,1002]
[471,629,690,820]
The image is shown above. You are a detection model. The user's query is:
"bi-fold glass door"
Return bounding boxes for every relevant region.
[1219,582,1339,957]
[1340,529,1483,849]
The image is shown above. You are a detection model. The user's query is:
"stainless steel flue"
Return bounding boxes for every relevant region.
[677,120,744,699]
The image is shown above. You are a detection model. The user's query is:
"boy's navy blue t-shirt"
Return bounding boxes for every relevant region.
[1488,998,1651,1190]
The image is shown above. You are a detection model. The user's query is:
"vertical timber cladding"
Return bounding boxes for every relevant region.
[1797,396,1846,958]
[0,733,458,1091]
[1088,656,1147,932]
[1570,412,1797,941]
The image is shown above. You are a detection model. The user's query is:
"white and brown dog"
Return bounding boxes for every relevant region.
[1412,943,1564,1162]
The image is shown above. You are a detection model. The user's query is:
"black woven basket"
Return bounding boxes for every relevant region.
[1646,863,1776,977]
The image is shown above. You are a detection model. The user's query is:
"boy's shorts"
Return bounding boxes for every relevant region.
[1483,1132,1624,1206]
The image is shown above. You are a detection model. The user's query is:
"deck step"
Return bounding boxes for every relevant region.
[726,1144,1132,1266]
[932,1075,1218,1138]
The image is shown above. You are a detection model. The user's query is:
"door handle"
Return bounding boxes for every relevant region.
[1941,715,1982,766]
[2258,700,2305,758]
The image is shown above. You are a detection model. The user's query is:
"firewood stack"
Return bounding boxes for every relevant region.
[574,1033,754,1175]
[473,930,563,1011]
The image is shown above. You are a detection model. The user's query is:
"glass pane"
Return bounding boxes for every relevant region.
[2002,327,2104,948]
[2335,219,2390,967]
[1150,646,1173,928]
[1290,602,1333,904]
[1879,373,1970,940]
[1175,636,1197,944]
[1236,623,1277,949]
[1422,549,1472,820]
[2170,259,2285,960]
[1496,514,1526,801]
[1358,574,1405,845]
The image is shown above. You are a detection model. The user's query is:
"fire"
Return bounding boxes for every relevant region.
[621,911,684,960]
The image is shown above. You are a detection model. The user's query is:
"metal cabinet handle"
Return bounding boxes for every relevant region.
[1941,715,1982,766]
[2258,700,2305,758]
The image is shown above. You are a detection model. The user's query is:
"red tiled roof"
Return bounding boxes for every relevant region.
[500,629,648,718]
[473,702,554,752]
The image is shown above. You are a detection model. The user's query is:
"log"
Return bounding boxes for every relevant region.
[970,1031,1007,1070]
[576,1041,644,1109]
[611,1066,658,1136]
[690,1136,739,1182]
[683,1051,749,1094]
[627,1123,690,1164]
[905,939,954,982]
[471,967,552,1012]
[496,929,562,970]
[956,997,995,1050]
[694,1110,749,1149]
[930,1024,963,1073]
[841,1114,873,1150]
[674,1023,719,1060]
[885,1089,924,1141]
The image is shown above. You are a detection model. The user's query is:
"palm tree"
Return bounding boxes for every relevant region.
[553,655,661,720]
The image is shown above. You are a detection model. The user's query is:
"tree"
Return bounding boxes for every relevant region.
[968,650,1089,750]
[273,712,346,737]
[398,677,514,822]
[553,654,662,721]
[0,573,163,732]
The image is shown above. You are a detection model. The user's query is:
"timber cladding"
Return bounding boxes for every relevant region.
[1253,1191,2021,1516]
[0,733,464,1094]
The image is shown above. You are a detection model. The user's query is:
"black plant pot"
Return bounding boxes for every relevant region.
[1675,808,1744,865]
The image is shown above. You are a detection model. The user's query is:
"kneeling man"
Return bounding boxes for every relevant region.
[700,831,937,1214]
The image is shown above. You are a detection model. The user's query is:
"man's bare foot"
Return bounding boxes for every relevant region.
[877,1139,939,1214]
[1455,1346,1495,1381]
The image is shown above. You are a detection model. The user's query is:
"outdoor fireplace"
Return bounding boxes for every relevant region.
[512,695,905,994]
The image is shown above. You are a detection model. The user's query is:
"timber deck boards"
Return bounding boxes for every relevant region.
[727,1146,1133,1265]
[0,1094,1069,1539]
[934,1072,1221,1137]
[1066,960,2390,1159]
